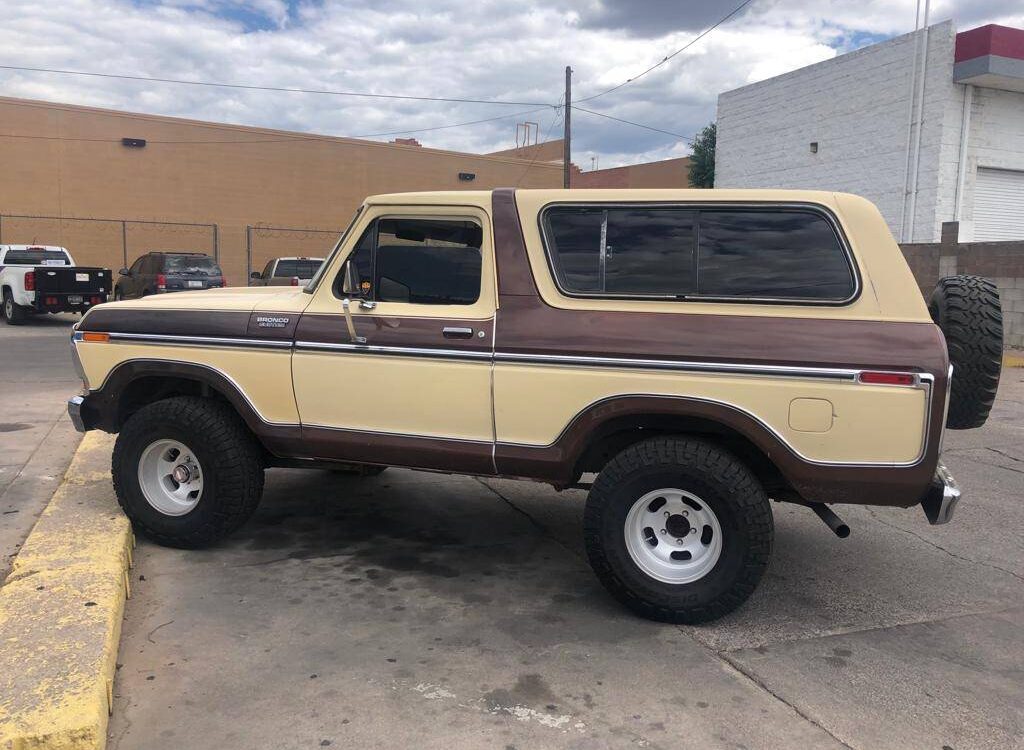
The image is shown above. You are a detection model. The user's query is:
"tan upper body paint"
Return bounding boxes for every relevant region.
[75,189,940,479]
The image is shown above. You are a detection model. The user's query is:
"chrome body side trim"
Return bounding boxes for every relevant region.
[89,331,293,350]
[76,334,934,469]
[294,340,493,361]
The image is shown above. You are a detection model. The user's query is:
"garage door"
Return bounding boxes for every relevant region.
[973,167,1024,241]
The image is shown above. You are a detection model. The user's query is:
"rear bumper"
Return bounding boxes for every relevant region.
[920,463,960,525]
[32,293,107,313]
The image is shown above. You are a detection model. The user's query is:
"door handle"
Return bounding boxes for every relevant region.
[442,326,474,339]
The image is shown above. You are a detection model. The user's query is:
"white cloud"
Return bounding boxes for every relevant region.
[0,0,1020,169]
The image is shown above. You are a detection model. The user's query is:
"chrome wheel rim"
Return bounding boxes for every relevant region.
[4,298,11,318]
[138,439,204,516]
[624,488,723,584]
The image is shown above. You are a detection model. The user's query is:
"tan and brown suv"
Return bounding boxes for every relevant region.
[68,189,1003,623]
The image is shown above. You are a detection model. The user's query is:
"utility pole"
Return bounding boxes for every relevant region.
[563,65,572,189]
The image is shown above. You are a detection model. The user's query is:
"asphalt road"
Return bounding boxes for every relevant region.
[0,313,82,577]
[7,320,1021,749]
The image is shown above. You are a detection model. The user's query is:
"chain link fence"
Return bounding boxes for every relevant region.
[246,224,342,281]
[0,214,218,269]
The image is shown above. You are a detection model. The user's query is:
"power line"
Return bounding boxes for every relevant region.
[573,105,693,141]
[577,0,755,103]
[0,63,554,107]
[516,98,565,187]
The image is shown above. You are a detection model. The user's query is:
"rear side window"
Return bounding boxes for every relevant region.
[542,206,854,303]
[698,211,854,300]
[340,217,482,305]
[274,259,323,278]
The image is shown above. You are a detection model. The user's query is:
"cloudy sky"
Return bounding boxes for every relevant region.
[0,0,1021,167]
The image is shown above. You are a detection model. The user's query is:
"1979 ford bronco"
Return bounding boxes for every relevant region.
[68,189,1003,623]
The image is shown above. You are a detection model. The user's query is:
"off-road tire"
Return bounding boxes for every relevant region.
[112,396,265,548]
[929,275,1002,429]
[114,288,123,301]
[584,437,773,624]
[3,290,27,325]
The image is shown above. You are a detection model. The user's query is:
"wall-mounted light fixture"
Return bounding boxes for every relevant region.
[458,172,476,181]
[809,142,819,154]
[121,138,147,148]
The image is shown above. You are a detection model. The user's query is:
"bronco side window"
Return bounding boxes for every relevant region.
[337,217,482,305]
[542,205,855,303]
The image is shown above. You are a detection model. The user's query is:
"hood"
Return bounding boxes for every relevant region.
[98,286,312,313]
[78,286,313,338]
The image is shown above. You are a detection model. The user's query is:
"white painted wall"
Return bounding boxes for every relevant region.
[958,86,1024,240]
[716,21,960,242]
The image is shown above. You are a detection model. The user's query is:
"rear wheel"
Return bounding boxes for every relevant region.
[113,396,264,548]
[930,275,1002,429]
[584,437,773,624]
[3,290,27,325]
[114,288,123,301]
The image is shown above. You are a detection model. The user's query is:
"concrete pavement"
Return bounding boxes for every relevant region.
[106,372,1024,749]
[0,313,82,578]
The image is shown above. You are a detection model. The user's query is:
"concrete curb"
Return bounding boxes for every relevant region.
[1005,350,1024,368]
[0,432,132,750]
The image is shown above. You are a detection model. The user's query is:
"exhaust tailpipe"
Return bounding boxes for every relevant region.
[807,503,850,538]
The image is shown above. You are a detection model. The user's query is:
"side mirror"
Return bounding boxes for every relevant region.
[118,267,129,276]
[249,271,261,280]
[342,261,362,296]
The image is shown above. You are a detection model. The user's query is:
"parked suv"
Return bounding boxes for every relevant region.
[250,256,324,287]
[114,252,225,299]
[68,189,1003,624]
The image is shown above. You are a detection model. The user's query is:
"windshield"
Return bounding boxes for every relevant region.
[275,259,323,278]
[164,255,222,276]
[3,247,70,265]
[304,207,363,294]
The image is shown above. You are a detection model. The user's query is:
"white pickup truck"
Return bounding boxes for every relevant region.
[0,245,111,325]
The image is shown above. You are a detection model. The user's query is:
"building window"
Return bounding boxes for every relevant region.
[542,205,854,303]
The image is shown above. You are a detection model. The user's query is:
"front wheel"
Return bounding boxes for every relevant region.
[584,437,773,624]
[112,396,265,548]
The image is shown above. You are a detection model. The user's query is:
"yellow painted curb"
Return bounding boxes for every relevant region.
[0,432,132,750]
[1005,351,1024,368]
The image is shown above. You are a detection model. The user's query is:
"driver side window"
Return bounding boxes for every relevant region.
[337,217,482,305]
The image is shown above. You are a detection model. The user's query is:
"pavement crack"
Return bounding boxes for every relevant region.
[712,647,858,749]
[473,477,583,560]
[864,508,1024,584]
[985,446,1024,464]
[146,619,175,644]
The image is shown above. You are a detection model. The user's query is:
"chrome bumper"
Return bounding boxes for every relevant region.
[921,463,960,525]
[67,395,87,433]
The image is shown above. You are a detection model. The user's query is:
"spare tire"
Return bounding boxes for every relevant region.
[929,275,1002,429]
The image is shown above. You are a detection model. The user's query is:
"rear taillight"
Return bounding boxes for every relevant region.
[290,276,299,286]
[157,273,166,291]
[90,296,102,305]
[24,272,35,291]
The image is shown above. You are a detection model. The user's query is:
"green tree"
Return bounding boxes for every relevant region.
[688,122,716,188]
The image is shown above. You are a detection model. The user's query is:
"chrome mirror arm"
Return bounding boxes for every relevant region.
[342,298,367,344]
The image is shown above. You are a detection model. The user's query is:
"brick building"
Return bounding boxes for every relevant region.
[715,22,1024,243]
[0,96,563,282]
